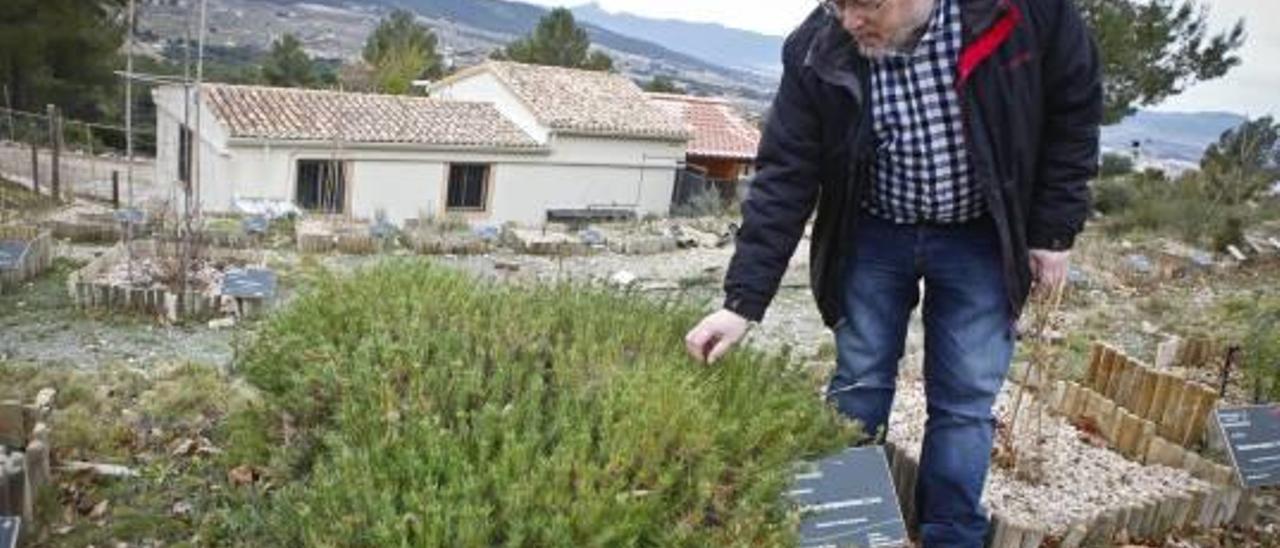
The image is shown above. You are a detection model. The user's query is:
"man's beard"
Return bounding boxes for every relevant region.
[856,0,937,60]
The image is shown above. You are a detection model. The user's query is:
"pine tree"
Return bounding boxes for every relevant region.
[262,34,316,88]
[1200,117,1279,205]
[363,9,443,93]
[501,8,615,72]
[1079,0,1246,124]
[0,0,126,117]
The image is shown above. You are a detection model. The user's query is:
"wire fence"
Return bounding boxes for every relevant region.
[0,105,158,205]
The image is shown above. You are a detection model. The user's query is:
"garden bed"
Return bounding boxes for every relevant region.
[402,219,491,255]
[41,203,151,243]
[885,358,1240,547]
[65,240,274,321]
[0,225,53,293]
[295,216,386,254]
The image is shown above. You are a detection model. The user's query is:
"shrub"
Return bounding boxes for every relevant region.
[1221,295,1280,403]
[672,184,729,218]
[1103,170,1257,248]
[1100,152,1136,178]
[1092,177,1137,215]
[215,261,858,546]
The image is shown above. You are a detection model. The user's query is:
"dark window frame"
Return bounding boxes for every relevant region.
[177,123,193,184]
[295,159,348,214]
[446,163,491,212]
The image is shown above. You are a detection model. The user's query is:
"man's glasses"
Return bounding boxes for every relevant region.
[821,0,891,18]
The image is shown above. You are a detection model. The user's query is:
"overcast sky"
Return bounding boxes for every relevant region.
[529,0,1277,117]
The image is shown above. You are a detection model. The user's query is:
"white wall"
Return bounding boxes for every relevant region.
[350,161,447,224]
[213,137,681,227]
[490,163,676,225]
[430,72,551,143]
[153,86,233,212]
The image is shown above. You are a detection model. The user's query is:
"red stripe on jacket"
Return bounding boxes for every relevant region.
[957,2,1022,87]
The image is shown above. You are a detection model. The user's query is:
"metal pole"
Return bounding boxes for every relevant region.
[125,0,136,280]
[194,0,207,220]
[30,143,38,194]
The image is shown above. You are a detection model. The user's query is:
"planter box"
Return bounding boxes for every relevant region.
[66,240,273,322]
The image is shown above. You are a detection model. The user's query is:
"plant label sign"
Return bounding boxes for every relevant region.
[1216,405,1280,488]
[788,446,908,547]
[0,241,24,272]
[0,517,18,548]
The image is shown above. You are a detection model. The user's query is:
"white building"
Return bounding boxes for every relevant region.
[152,61,689,226]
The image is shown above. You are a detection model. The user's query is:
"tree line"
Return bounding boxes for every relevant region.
[0,0,1258,128]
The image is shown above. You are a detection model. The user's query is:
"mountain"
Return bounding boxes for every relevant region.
[1101,110,1248,164]
[384,0,748,76]
[571,2,784,77]
[137,0,779,109]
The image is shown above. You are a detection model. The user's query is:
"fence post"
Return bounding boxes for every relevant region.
[112,170,120,209]
[47,104,60,201]
[30,142,39,194]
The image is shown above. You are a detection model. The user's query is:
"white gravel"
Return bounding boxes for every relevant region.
[887,367,1210,535]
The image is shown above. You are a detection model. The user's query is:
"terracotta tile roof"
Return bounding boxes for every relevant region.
[439,62,690,141]
[198,84,541,149]
[646,93,761,160]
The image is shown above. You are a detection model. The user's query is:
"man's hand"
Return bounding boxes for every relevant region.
[684,309,751,364]
[1029,249,1071,291]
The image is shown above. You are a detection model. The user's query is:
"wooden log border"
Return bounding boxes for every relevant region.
[0,391,55,525]
[1081,343,1218,448]
[65,240,270,322]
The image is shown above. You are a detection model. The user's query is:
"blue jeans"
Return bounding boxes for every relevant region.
[827,214,1015,547]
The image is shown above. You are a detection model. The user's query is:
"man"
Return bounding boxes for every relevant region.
[684,0,1101,544]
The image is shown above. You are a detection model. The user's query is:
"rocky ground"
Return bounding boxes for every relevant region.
[2,206,1280,545]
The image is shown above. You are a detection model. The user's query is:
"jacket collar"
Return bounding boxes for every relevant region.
[802,0,1011,98]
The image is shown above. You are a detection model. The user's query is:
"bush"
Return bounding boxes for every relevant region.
[1092,177,1137,215]
[672,184,729,218]
[1220,295,1280,403]
[1102,170,1258,248]
[1100,152,1136,178]
[215,261,858,546]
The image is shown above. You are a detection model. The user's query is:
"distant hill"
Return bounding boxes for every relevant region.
[375,0,761,79]
[571,2,784,77]
[1101,110,1248,164]
[138,0,779,109]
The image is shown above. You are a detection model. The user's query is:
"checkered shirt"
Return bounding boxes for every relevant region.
[863,0,985,224]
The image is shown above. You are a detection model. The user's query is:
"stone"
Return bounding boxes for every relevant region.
[1227,245,1247,262]
[207,317,236,330]
[33,388,56,412]
[60,461,139,478]
[1124,254,1153,276]
[1155,337,1181,370]
[1190,251,1216,269]
[609,270,638,288]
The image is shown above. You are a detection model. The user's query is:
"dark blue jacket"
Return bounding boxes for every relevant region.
[723,0,1102,327]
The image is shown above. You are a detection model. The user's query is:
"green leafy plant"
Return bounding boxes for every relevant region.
[213,261,859,546]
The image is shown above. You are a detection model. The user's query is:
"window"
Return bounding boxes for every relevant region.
[296,159,347,213]
[177,124,193,184]
[447,164,490,211]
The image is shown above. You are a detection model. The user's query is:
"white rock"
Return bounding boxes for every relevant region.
[208,317,236,330]
[609,270,638,287]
